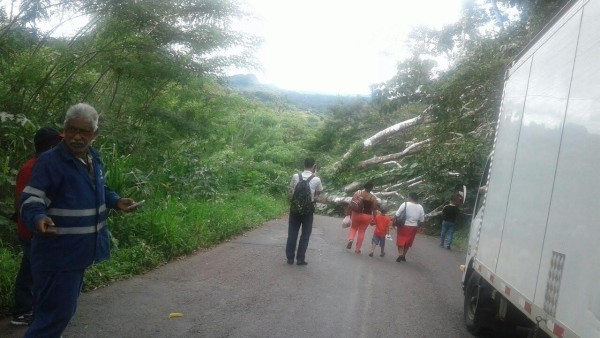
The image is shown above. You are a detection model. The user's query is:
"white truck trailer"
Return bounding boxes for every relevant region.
[462,0,600,337]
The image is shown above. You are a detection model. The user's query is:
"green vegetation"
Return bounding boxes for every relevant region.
[0,0,570,317]
[0,0,320,316]
[310,0,571,233]
[85,192,288,289]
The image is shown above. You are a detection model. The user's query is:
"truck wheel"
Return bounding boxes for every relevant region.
[464,272,494,335]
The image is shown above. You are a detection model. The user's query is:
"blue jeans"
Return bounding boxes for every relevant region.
[440,221,455,247]
[372,235,386,251]
[13,236,33,317]
[286,211,314,262]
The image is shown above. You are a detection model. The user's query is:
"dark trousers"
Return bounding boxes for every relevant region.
[13,237,33,317]
[286,211,314,262]
[25,269,85,338]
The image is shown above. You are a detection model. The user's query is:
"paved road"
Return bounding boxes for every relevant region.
[1,215,476,338]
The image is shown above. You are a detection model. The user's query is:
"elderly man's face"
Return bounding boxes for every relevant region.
[64,117,96,156]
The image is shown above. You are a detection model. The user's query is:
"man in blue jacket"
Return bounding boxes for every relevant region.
[20,103,142,338]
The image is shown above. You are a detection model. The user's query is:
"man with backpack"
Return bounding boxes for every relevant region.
[286,158,323,266]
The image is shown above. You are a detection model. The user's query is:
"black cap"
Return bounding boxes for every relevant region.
[34,127,62,154]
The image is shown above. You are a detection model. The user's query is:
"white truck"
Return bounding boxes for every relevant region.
[462,0,600,337]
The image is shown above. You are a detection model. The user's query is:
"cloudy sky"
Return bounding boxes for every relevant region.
[0,0,464,95]
[238,0,464,95]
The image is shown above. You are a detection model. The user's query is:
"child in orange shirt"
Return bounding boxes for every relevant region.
[369,208,392,257]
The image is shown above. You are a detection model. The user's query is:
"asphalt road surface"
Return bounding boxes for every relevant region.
[1,215,477,338]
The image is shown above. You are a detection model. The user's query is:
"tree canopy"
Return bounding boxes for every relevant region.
[313,0,571,214]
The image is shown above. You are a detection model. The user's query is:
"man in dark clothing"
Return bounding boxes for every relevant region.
[20,103,143,337]
[440,192,463,250]
[286,158,323,266]
[11,128,63,326]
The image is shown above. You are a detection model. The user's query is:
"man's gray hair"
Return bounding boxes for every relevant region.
[64,103,99,131]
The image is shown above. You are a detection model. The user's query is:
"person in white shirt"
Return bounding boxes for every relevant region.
[286,158,323,266]
[394,192,425,262]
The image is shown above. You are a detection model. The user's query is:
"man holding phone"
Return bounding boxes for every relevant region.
[20,103,142,337]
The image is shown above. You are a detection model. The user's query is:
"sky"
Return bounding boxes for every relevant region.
[237,0,465,95]
[0,0,464,96]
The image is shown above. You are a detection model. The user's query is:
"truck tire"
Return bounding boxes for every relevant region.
[464,272,494,335]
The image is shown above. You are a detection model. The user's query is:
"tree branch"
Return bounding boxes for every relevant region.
[363,114,424,149]
[356,138,431,169]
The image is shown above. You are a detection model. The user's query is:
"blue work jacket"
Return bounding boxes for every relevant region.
[20,141,121,271]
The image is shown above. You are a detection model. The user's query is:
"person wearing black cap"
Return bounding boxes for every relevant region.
[11,127,62,326]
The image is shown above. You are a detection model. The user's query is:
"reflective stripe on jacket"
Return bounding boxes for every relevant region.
[20,141,121,271]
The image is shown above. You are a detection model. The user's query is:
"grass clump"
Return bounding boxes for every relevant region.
[82,190,288,291]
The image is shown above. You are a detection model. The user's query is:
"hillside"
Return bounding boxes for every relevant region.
[226,74,367,115]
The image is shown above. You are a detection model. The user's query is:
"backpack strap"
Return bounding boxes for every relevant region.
[298,173,315,183]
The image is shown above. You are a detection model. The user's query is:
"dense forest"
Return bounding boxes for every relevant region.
[0,0,569,316]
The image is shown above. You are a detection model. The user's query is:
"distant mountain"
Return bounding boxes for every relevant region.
[226,74,368,116]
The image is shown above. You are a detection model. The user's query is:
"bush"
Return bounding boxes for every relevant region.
[0,248,20,316]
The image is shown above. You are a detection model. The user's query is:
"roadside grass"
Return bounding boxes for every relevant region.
[421,217,470,251]
[0,248,19,313]
[83,192,288,290]
[0,192,288,315]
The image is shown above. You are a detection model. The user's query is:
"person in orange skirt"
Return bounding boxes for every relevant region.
[394,192,425,262]
[346,182,378,254]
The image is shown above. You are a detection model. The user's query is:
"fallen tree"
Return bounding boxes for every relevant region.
[356,138,431,169]
[332,108,433,172]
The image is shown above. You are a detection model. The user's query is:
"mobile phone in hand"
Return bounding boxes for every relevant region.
[128,200,146,210]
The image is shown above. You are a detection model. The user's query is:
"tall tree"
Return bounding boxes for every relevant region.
[0,0,258,116]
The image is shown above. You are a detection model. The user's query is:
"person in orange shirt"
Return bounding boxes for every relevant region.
[11,127,62,326]
[369,208,391,257]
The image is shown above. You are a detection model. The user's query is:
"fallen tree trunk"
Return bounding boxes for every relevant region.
[356,138,431,169]
[363,115,424,148]
[316,192,396,212]
[381,176,424,192]
[332,108,434,172]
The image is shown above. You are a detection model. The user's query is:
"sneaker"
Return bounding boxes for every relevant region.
[287,258,294,265]
[446,245,451,250]
[296,260,308,266]
[396,255,403,263]
[368,252,374,257]
[11,313,32,326]
[346,241,353,249]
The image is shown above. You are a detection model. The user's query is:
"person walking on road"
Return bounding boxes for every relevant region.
[440,192,463,250]
[286,158,323,266]
[346,182,378,254]
[10,127,63,326]
[369,207,391,257]
[20,103,143,338]
[394,192,425,262]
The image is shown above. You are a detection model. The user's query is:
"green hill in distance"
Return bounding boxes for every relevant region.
[226,74,368,116]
